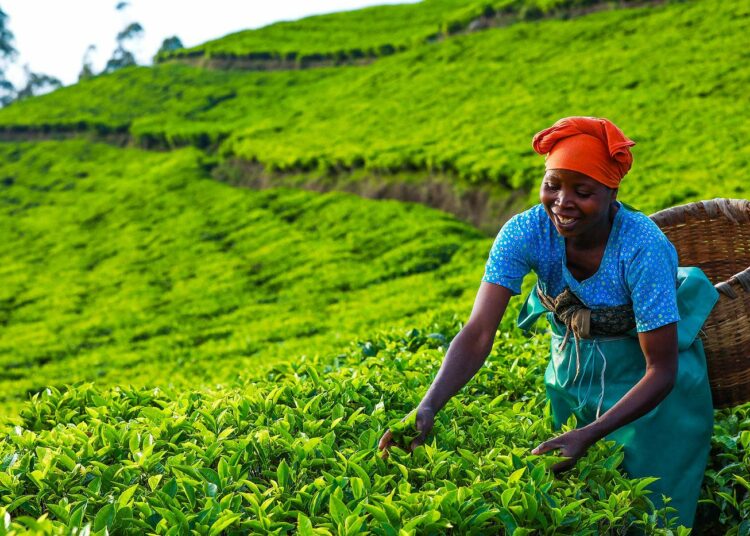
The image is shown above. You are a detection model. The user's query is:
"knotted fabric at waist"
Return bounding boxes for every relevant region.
[535,285,636,338]
[536,285,637,419]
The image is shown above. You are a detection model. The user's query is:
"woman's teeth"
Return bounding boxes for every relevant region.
[558,216,576,224]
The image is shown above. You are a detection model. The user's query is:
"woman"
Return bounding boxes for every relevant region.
[378,116,717,528]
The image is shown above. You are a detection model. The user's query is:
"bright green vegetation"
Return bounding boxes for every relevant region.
[156,0,611,63]
[0,0,747,213]
[0,319,748,534]
[0,140,492,416]
[387,409,420,449]
[0,323,694,534]
[0,0,749,532]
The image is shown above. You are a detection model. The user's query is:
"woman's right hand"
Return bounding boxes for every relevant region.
[378,406,435,459]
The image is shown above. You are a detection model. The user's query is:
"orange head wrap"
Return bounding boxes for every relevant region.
[531,116,635,188]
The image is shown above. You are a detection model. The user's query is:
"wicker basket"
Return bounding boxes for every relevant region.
[649,198,750,409]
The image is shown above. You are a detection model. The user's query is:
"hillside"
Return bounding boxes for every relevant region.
[0,0,746,218]
[155,0,620,66]
[0,140,492,416]
[0,0,748,532]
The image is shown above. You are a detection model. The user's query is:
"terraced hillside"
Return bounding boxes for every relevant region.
[0,0,746,220]
[0,0,749,533]
[155,0,622,66]
[0,140,492,416]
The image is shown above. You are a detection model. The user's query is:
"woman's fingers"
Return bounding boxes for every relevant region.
[409,431,427,452]
[533,432,589,474]
[378,429,393,449]
[531,439,560,456]
[378,430,394,458]
[551,455,577,474]
[535,439,575,474]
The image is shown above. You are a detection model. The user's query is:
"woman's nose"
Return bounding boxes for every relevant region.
[555,189,575,208]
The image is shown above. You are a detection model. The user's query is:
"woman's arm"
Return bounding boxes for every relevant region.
[418,282,513,414]
[378,282,512,455]
[532,323,678,472]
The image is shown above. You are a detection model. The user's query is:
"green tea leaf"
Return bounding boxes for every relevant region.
[297,513,315,536]
[209,513,242,536]
[118,484,139,508]
[93,503,115,532]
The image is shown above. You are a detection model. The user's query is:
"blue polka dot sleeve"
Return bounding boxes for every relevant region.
[626,234,681,332]
[482,215,533,295]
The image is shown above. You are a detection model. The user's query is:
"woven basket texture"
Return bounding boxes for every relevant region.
[650,198,750,409]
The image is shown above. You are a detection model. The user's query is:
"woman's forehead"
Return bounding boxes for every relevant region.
[544,168,600,185]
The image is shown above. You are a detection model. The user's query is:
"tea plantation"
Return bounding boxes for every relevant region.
[0,0,749,533]
[0,140,489,416]
[1,311,749,534]
[155,0,616,63]
[0,0,747,213]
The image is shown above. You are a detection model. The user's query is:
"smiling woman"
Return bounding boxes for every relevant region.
[540,169,618,281]
[379,116,717,530]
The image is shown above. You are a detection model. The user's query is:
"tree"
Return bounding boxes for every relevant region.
[157,36,183,56]
[0,6,17,106]
[0,5,63,104]
[104,22,143,73]
[15,64,61,100]
[78,45,97,81]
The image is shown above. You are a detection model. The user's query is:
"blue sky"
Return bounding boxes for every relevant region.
[3,0,419,86]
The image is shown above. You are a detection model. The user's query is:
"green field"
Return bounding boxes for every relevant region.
[0,0,748,532]
[0,141,491,417]
[0,0,746,214]
[155,0,614,63]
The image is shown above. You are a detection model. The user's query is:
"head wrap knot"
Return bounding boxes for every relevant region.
[532,116,635,188]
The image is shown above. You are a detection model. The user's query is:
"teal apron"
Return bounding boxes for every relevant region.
[518,267,717,528]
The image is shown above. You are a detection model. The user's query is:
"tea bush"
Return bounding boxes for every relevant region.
[0,321,705,534]
[156,0,614,64]
[0,0,747,213]
[0,140,491,416]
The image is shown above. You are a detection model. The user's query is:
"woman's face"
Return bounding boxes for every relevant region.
[539,168,617,240]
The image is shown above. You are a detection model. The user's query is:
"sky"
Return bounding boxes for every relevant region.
[2,0,420,87]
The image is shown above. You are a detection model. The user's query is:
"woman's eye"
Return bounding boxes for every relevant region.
[577,192,592,198]
[544,183,559,190]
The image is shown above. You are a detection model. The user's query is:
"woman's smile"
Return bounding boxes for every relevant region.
[552,213,580,230]
[540,168,618,246]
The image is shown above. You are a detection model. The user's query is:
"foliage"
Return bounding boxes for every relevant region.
[0,140,489,416]
[0,321,703,534]
[0,5,16,106]
[156,36,184,60]
[387,410,420,449]
[0,6,61,105]
[13,66,61,101]
[104,22,144,74]
[0,0,746,212]
[78,45,97,82]
[695,405,750,534]
[0,6,14,58]
[155,0,616,64]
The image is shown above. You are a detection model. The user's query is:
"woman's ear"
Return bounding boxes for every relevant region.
[610,187,619,202]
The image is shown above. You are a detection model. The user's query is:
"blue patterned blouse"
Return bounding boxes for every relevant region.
[482,201,681,332]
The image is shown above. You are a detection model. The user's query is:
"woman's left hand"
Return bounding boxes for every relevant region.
[531,427,599,474]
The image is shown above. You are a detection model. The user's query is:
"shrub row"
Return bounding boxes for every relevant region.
[0,323,708,534]
[156,0,620,65]
[0,1,745,212]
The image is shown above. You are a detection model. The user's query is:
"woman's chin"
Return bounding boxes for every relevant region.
[551,218,581,236]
